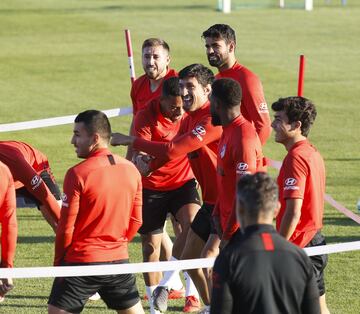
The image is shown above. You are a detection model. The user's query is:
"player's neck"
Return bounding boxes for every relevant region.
[285,134,306,151]
[218,56,236,72]
[149,69,168,92]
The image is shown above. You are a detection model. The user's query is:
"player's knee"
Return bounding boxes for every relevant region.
[142,241,159,261]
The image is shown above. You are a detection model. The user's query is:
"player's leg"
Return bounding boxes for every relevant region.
[153,179,201,313]
[116,302,145,314]
[201,233,220,294]
[139,188,169,314]
[160,219,185,297]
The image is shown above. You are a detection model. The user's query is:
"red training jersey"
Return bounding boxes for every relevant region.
[131,68,177,115]
[216,61,271,145]
[0,162,17,268]
[0,141,61,222]
[213,115,266,240]
[276,140,325,248]
[134,99,194,191]
[55,148,142,265]
[133,101,222,204]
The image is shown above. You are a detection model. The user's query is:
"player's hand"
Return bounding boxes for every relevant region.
[133,154,153,177]
[110,133,135,146]
[0,278,14,296]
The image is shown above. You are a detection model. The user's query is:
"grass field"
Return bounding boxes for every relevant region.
[0,0,359,313]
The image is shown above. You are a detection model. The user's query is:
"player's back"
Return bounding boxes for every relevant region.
[63,149,142,263]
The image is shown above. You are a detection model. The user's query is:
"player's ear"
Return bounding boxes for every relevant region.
[204,84,211,95]
[273,201,281,218]
[228,41,236,53]
[292,120,302,131]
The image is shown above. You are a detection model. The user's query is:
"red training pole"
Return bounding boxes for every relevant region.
[297,55,305,97]
[125,29,136,85]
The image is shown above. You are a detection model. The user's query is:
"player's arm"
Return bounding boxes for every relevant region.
[301,258,321,314]
[12,156,60,230]
[279,198,303,240]
[0,172,17,269]
[279,155,307,240]
[138,118,222,171]
[222,140,258,242]
[54,169,80,266]
[212,201,223,238]
[126,176,143,242]
[242,74,271,145]
[210,253,233,313]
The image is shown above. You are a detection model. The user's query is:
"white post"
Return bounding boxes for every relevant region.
[279,0,285,8]
[222,0,231,13]
[305,0,313,11]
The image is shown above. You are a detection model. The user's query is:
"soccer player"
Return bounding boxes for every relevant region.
[210,78,266,246]
[130,76,202,314]
[0,141,61,232]
[112,64,222,313]
[271,96,329,314]
[211,172,321,314]
[129,37,185,300]
[48,110,144,314]
[131,38,177,116]
[202,23,271,145]
[0,161,17,302]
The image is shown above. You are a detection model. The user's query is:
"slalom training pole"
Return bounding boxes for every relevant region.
[297,55,305,97]
[125,29,136,84]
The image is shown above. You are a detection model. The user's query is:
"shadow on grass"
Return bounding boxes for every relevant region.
[17,236,55,244]
[326,236,360,243]
[0,4,213,15]
[324,216,359,227]
[7,294,48,300]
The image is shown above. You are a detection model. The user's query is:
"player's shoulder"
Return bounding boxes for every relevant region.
[132,74,149,90]
[165,68,178,78]
[0,161,12,178]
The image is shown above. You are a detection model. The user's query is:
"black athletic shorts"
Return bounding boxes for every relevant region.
[306,231,328,296]
[191,203,216,242]
[139,178,201,235]
[16,169,62,209]
[48,260,140,313]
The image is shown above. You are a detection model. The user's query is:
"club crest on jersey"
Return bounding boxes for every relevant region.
[192,125,206,141]
[236,162,249,175]
[284,177,299,190]
[62,193,69,207]
[259,102,269,113]
[220,144,226,158]
[30,175,42,190]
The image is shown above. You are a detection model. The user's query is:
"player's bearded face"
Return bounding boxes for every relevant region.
[142,46,170,80]
[205,37,230,68]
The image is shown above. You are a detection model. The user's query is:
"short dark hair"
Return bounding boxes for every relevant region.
[162,77,181,97]
[178,64,214,88]
[271,96,317,137]
[211,78,242,109]
[142,38,170,54]
[74,110,111,141]
[237,172,278,220]
[202,24,236,46]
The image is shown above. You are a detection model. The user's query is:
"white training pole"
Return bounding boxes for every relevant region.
[222,0,231,13]
[305,0,313,11]
[279,0,285,8]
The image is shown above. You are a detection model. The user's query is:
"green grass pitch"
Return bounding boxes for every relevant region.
[0,0,359,313]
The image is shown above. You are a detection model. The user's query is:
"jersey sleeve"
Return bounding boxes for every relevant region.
[134,116,222,171]
[10,153,61,223]
[0,170,17,268]
[222,137,259,241]
[241,74,271,145]
[211,252,233,313]
[54,168,81,266]
[126,175,143,242]
[282,155,308,200]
